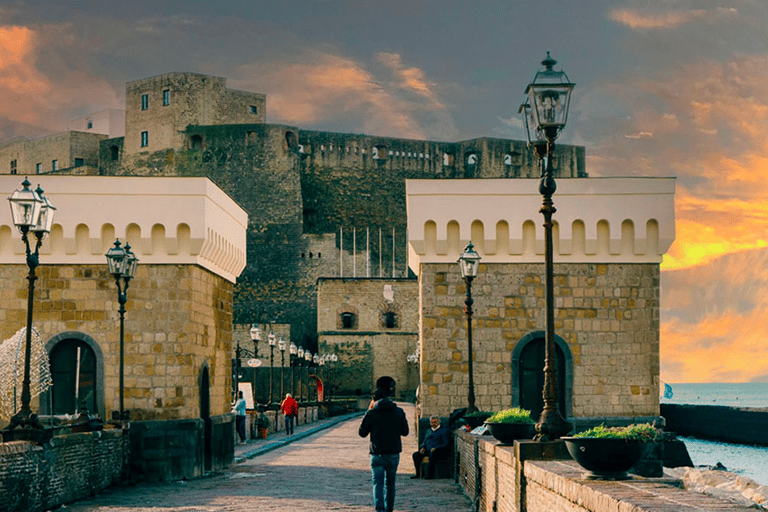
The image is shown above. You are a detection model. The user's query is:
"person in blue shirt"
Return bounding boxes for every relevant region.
[231,391,247,444]
[411,415,450,479]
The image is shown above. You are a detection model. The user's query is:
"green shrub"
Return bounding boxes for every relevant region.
[485,407,534,424]
[573,423,659,442]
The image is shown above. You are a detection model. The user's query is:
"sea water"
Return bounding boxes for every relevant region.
[661,382,768,486]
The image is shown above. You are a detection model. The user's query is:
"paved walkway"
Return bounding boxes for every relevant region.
[64,403,473,511]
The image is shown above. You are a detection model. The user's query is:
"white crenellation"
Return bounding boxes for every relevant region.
[407,177,675,267]
[0,175,248,283]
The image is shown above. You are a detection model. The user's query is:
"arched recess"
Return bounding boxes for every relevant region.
[596,220,610,257]
[424,220,437,255]
[49,224,65,256]
[127,223,142,252]
[510,331,573,421]
[0,225,12,257]
[621,220,635,256]
[41,331,105,419]
[177,223,191,254]
[571,220,586,256]
[522,220,537,256]
[101,224,116,254]
[646,219,659,256]
[75,224,89,255]
[151,223,166,255]
[446,221,461,256]
[495,221,509,255]
[470,220,485,254]
[199,362,212,471]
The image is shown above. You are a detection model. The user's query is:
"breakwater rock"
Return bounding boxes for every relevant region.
[661,404,768,446]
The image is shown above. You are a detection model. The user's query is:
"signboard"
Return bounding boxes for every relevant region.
[238,382,255,409]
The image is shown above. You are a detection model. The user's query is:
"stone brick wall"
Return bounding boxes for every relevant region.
[317,278,419,396]
[418,262,660,419]
[0,429,126,512]
[0,131,106,176]
[0,262,233,422]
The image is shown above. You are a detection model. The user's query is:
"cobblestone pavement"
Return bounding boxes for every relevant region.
[62,403,473,512]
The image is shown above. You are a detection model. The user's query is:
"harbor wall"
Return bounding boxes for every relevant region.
[661,403,768,446]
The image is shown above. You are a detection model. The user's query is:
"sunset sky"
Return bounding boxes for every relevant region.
[2,0,767,383]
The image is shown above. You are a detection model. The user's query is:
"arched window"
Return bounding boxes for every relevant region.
[383,312,397,329]
[110,145,120,161]
[341,312,355,329]
[50,338,98,415]
[190,135,203,150]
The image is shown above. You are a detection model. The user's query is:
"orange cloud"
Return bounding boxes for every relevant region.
[609,8,706,29]
[0,26,52,124]
[661,309,768,383]
[233,51,455,140]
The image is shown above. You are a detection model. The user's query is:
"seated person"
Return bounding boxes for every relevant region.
[411,416,450,479]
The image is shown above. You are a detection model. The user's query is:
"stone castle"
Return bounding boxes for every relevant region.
[1,71,586,356]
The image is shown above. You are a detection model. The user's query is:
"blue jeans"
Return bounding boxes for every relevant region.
[370,454,399,512]
[284,414,294,434]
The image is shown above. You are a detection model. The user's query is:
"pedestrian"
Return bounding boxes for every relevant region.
[280,393,298,435]
[232,391,247,444]
[359,379,409,512]
[411,415,450,479]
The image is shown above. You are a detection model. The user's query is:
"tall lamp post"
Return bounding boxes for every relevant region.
[105,239,138,421]
[267,328,276,405]
[4,179,55,438]
[249,324,262,403]
[304,350,312,403]
[458,242,481,415]
[296,347,305,402]
[329,353,338,399]
[289,342,298,397]
[313,353,321,405]
[278,336,287,400]
[520,52,575,441]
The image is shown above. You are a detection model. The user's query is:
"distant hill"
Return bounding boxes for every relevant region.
[661,246,768,323]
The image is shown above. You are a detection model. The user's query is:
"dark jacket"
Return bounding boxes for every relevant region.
[420,423,450,452]
[358,398,409,455]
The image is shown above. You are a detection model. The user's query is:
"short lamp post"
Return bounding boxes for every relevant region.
[289,342,298,397]
[458,241,481,415]
[268,328,276,405]
[278,336,287,400]
[106,239,138,421]
[520,52,575,441]
[4,179,55,437]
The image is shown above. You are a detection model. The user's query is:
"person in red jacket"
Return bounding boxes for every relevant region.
[280,393,298,435]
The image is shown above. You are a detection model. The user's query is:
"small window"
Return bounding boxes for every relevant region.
[10,159,16,174]
[141,94,149,110]
[35,163,42,174]
[190,134,203,150]
[384,312,397,329]
[110,146,119,161]
[249,105,258,114]
[162,89,170,106]
[87,120,93,129]
[141,131,148,147]
[443,153,454,166]
[52,160,58,171]
[74,158,84,167]
[341,312,355,329]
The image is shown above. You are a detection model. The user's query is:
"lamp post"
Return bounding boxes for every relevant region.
[297,347,305,402]
[329,353,338,399]
[268,328,276,405]
[304,350,312,403]
[278,336,287,400]
[520,52,575,441]
[289,342,298,397]
[105,239,138,421]
[458,242,481,415]
[3,179,55,437]
[314,353,321,405]
[249,324,262,403]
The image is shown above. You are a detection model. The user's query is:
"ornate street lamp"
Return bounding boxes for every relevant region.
[278,336,287,400]
[3,179,55,439]
[458,241,481,415]
[296,347,305,402]
[105,239,138,421]
[248,324,262,402]
[304,350,312,404]
[268,328,276,405]
[315,354,323,405]
[520,52,575,442]
[289,342,298,397]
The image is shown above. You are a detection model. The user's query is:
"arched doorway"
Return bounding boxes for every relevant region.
[200,363,212,472]
[511,331,573,421]
[43,332,105,418]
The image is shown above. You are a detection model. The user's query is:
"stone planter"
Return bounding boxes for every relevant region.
[485,422,535,444]
[563,437,650,480]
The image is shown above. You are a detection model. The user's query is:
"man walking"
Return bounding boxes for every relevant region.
[359,377,409,512]
[280,393,298,435]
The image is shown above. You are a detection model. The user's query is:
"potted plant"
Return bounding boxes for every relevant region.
[484,407,535,444]
[256,412,270,439]
[563,423,659,480]
[463,410,493,429]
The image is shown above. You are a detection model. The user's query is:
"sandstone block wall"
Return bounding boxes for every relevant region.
[0,131,106,176]
[0,263,233,422]
[419,262,660,419]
